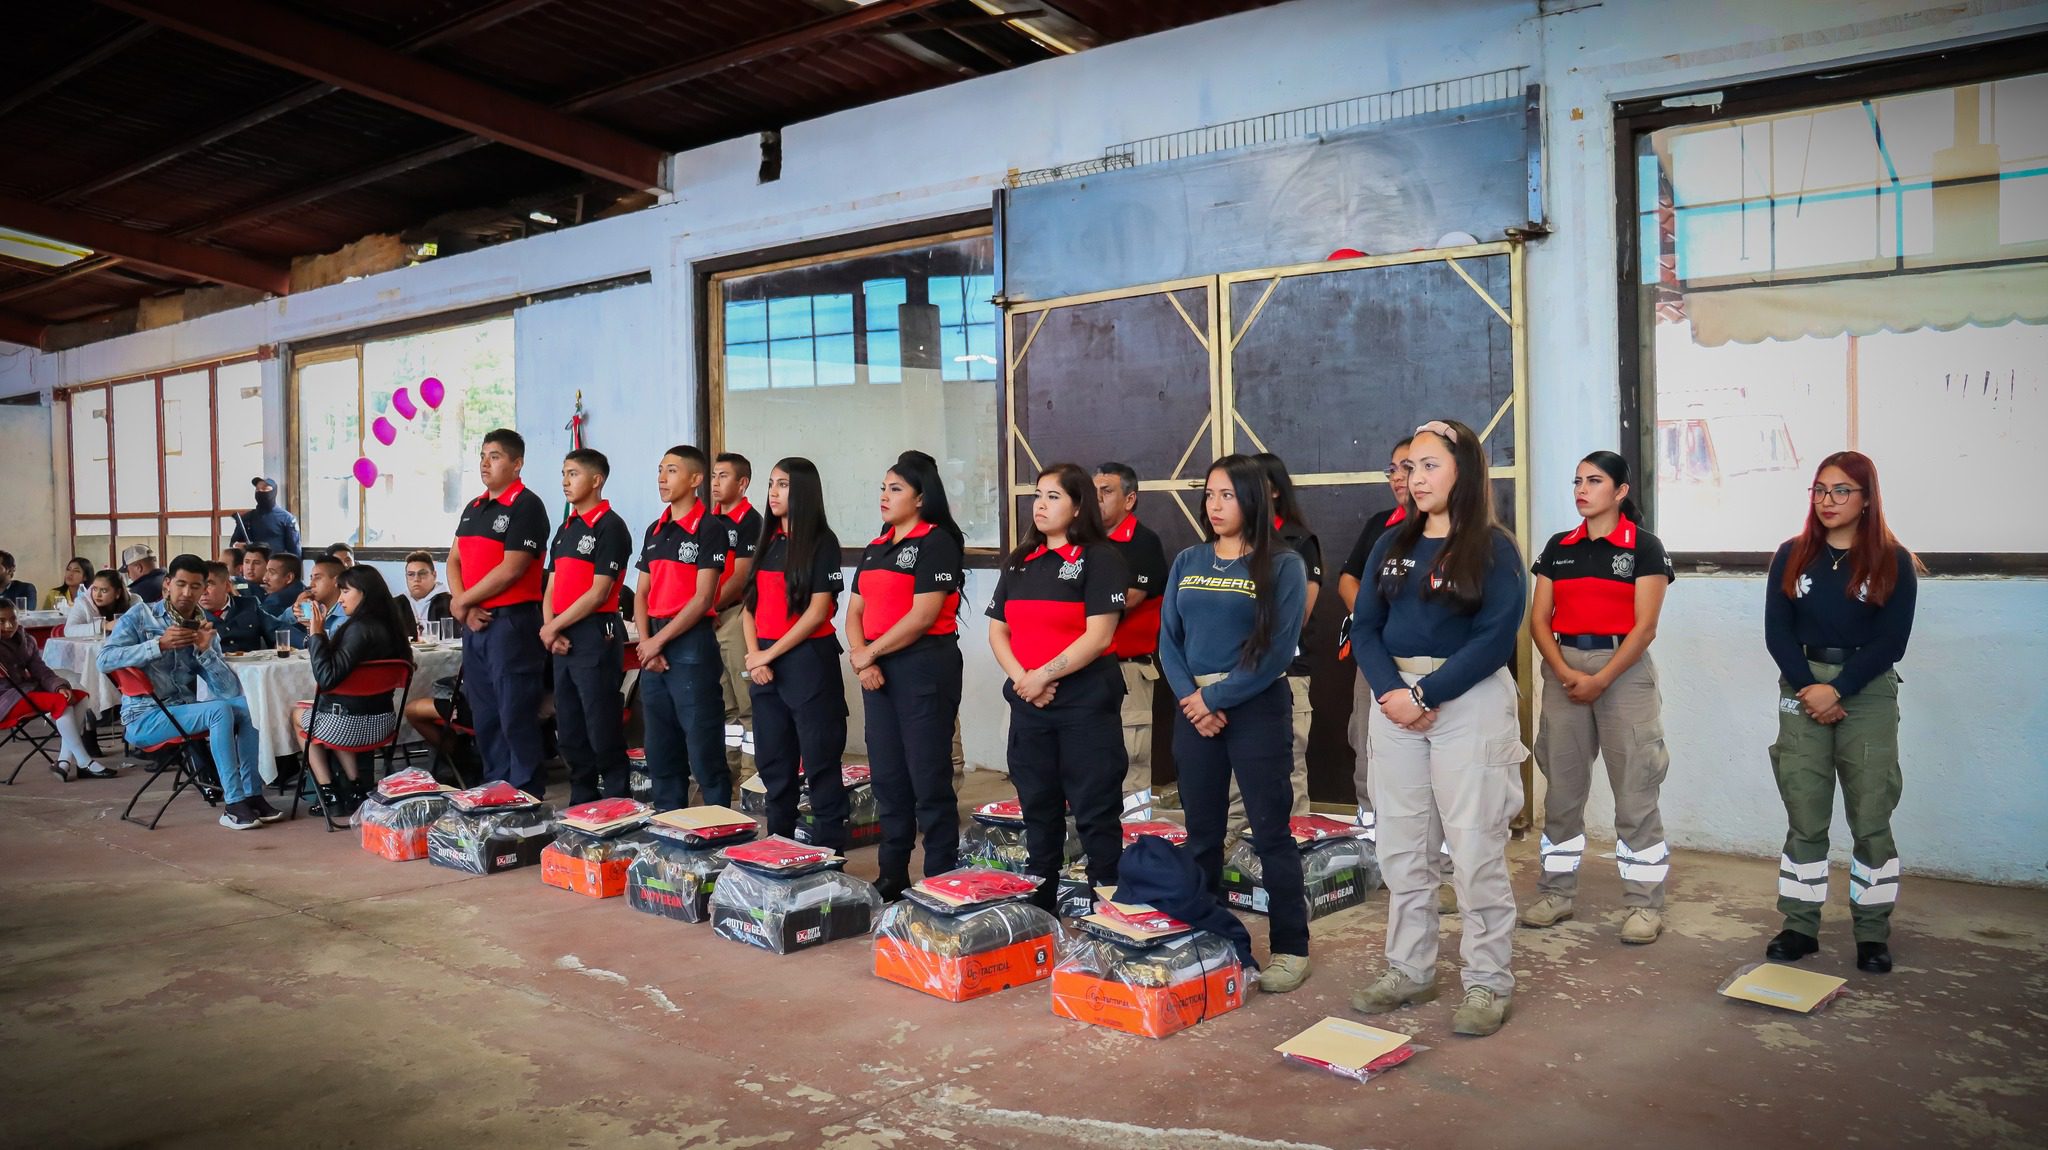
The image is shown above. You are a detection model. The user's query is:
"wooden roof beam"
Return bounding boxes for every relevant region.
[0,196,289,295]
[101,0,668,191]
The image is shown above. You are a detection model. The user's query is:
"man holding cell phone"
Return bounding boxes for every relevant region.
[99,554,276,830]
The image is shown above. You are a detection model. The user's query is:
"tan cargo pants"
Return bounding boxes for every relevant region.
[1532,648,1671,908]
[1371,667,1526,994]
[713,607,754,786]
[1118,658,1159,817]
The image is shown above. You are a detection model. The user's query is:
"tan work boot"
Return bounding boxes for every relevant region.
[1619,907,1663,945]
[1259,954,1312,994]
[1451,986,1513,1037]
[1438,883,1458,915]
[1350,968,1439,1015]
[1519,893,1574,928]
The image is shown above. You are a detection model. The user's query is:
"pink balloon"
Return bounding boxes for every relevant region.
[419,376,445,410]
[372,416,397,446]
[352,457,379,487]
[391,388,418,420]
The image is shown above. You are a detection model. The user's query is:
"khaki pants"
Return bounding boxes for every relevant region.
[1772,663,1902,943]
[1371,667,1525,994]
[1533,648,1671,908]
[713,608,754,785]
[1118,659,1159,816]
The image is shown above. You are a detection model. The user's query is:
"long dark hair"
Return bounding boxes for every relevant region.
[1377,419,1509,613]
[337,565,417,645]
[65,556,94,588]
[888,451,967,560]
[1580,450,1642,523]
[1253,452,1313,534]
[1201,454,1286,669]
[753,456,837,617]
[91,570,131,619]
[1781,450,1921,606]
[1006,463,1107,568]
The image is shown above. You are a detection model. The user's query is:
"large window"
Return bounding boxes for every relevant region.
[292,315,515,552]
[713,230,1000,549]
[63,357,265,569]
[1632,65,2048,556]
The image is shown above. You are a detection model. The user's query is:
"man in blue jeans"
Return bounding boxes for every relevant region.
[99,553,277,830]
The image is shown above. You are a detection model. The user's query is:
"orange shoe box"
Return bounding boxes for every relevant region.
[360,821,431,862]
[539,845,632,899]
[874,933,1056,1002]
[1049,963,1245,1038]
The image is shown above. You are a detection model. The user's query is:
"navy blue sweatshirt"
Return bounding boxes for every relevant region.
[1353,529,1527,705]
[1158,544,1307,712]
[1764,541,1917,697]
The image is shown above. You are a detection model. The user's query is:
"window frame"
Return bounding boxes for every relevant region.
[1614,30,2048,575]
[699,212,1003,566]
[58,352,265,571]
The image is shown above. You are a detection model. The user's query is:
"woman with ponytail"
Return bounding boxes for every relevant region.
[1157,454,1311,993]
[1520,450,1676,945]
[1349,419,1527,1037]
[1763,450,1920,975]
[742,458,851,849]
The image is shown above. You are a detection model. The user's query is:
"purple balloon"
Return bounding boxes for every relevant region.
[372,416,397,446]
[391,388,418,421]
[352,457,379,487]
[419,376,446,410]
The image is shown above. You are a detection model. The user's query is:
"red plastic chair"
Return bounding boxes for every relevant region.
[109,666,222,829]
[289,658,414,830]
[1,662,74,784]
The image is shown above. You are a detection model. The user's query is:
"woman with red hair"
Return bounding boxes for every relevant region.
[1763,450,1920,975]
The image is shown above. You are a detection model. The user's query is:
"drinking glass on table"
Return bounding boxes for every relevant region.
[274,629,292,655]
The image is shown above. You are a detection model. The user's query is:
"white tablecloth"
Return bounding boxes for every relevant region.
[41,636,120,714]
[227,645,464,782]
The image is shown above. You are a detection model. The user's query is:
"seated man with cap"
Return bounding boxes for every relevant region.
[123,545,165,604]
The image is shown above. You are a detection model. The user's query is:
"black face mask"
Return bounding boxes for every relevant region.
[253,487,277,512]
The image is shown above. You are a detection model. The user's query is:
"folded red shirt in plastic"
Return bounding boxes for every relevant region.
[447,781,541,812]
[721,834,841,875]
[377,767,449,800]
[973,798,1024,825]
[558,798,651,836]
[909,867,1042,912]
[1121,820,1188,847]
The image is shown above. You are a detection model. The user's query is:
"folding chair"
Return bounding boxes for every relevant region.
[1,664,68,785]
[289,659,414,831]
[110,667,223,829]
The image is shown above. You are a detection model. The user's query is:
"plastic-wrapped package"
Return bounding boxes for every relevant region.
[1717,962,1849,1013]
[1050,930,1245,1038]
[958,812,1082,873]
[874,899,1061,1001]
[540,827,648,898]
[1221,833,1380,919]
[625,836,742,923]
[1276,1018,1426,1082]
[426,803,556,874]
[709,863,882,954]
[354,791,450,861]
[796,768,880,848]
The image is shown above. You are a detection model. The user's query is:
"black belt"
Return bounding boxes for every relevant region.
[1554,633,1621,650]
[1119,654,1155,667]
[1804,645,1857,664]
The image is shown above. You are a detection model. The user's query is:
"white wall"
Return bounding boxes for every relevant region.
[0,402,59,592]
[2,0,2044,881]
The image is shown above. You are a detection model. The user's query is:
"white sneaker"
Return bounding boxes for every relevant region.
[219,802,261,830]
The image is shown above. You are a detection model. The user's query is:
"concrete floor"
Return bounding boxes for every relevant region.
[3,747,2045,1150]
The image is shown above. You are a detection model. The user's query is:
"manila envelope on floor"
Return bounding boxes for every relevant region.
[1276,1017,1414,1075]
[1720,963,1848,1012]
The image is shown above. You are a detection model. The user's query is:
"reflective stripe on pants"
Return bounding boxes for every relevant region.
[1770,663,1903,943]
[1532,647,1671,908]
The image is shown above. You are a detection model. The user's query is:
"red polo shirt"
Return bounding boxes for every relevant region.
[1531,515,1675,635]
[854,521,962,643]
[454,480,549,608]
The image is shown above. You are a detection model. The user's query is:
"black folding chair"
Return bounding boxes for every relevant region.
[1,663,66,784]
[109,668,223,829]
